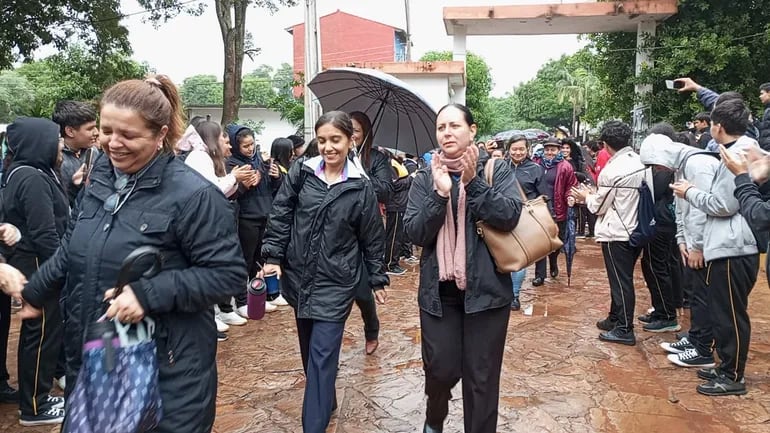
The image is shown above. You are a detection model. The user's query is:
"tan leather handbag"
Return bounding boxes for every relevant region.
[475,159,563,272]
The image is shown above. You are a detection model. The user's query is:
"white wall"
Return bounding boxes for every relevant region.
[187,107,298,153]
[389,75,450,112]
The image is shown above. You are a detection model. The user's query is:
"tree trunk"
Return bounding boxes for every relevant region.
[571,103,577,137]
[216,0,246,126]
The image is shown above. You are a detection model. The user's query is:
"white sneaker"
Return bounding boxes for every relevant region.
[215,317,230,332]
[55,376,66,391]
[219,311,248,326]
[270,294,289,306]
[265,302,278,313]
[235,305,249,319]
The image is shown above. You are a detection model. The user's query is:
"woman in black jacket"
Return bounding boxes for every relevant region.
[506,134,543,310]
[405,104,522,433]
[262,111,388,433]
[223,125,282,317]
[349,111,393,355]
[14,75,247,433]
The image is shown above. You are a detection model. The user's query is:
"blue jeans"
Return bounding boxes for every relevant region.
[511,269,526,298]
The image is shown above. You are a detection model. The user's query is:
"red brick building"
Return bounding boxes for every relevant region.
[286,10,408,75]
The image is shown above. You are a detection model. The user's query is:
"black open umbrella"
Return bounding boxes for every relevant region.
[308,67,439,156]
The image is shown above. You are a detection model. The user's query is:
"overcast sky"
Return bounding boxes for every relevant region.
[117,0,586,96]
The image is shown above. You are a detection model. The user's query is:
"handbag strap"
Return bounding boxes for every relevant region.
[484,159,527,201]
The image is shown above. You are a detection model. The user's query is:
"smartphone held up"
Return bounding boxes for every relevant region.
[665,79,684,90]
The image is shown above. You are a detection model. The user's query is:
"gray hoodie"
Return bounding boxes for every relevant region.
[639,134,719,252]
[684,135,758,261]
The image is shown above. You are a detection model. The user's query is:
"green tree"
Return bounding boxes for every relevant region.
[268,70,304,133]
[555,67,599,134]
[137,0,298,125]
[0,71,35,122]
[14,45,148,117]
[0,0,133,70]
[179,75,223,106]
[587,0,770,128]
[419,51,494,135]
[509,58,573,129]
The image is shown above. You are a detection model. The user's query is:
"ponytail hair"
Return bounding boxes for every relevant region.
[101,74,186,154]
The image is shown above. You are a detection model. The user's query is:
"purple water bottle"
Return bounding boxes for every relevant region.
[246,276,267,320]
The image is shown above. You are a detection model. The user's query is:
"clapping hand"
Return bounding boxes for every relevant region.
[461,145,479,185]
[431,155,452,198]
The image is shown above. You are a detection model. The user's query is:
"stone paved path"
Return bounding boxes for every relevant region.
[2,240,769,432]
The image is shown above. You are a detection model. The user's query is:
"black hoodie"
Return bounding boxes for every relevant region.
[1,117,69,262]
[224,124,280,220]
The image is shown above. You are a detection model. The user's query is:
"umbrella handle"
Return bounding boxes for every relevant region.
[113,246,163,299]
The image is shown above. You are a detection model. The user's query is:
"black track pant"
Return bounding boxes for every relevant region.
[706,255,758,381]
[641,230,677,321]
[601,241,641,332]
[11,252,63,416]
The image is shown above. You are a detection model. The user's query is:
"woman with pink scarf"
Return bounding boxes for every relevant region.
[404,104,523,433]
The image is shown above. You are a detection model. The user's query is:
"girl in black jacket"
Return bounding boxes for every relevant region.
[349,111,393,355]
[262,111,388,433]
[404,104,522,433]
[16,76,247,433]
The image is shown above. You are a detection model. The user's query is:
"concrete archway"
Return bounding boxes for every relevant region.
[444,0,678,140]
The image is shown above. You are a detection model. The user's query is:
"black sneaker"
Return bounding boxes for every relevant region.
[598,328,636,346]
[0,380,18,403]
[19,404,65,426]
[596,317,618,331]
[660,336,694,354]
[643,319,681,333]
[45,395,64,408]
[667,348,716,368]
[387,265,407,276]
[696,374,747,396]
[217,331,228,342]
[697,368,719,381]
[511,297,520,311]
[637,314,654,323]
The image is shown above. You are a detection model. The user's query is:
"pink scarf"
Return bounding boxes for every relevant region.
[436,155,467,290]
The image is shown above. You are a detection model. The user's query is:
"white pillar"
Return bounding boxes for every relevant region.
[632,20,656,148]
[303,0,322,143]
[451,25,467,105]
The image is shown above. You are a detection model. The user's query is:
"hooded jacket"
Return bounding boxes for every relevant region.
[639,134,720,251]
[585,147,652,243]
[682,135,759,261]
[261,156,389,321]
[22,153,247,433]
[1,117,69,263]
[225,124,280,220]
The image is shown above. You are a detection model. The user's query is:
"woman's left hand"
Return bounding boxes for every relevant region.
[373,287,387,305]
[461,145,479,185]
[269,161,280,179]
[104,285,145,324]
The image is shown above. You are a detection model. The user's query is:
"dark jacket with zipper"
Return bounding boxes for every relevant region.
[60,145,91,207]
[362,148,394,204]
[385,160,411,212]
[225,125,281,221]
[404,158,523,316]
[508,157,543,200]
[652,167,676,232]
[261,157,389,322]
[22,153,246,433]
[759,105,770,151]
[1,117,69,264]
